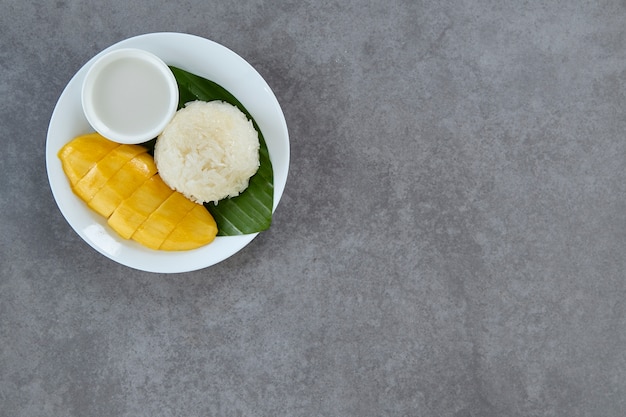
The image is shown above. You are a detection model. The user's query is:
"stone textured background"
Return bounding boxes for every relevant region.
[2,0,626,416]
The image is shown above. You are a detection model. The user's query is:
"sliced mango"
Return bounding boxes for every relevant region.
[108,175,174,239]
[58,132,120,186]
[88,153,157,218]
[161,204,218,251]
[73,144,147,202]
[131,192,197,250]
[58,133,218,251]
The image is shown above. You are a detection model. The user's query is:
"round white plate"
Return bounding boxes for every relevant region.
[46,33,290,273]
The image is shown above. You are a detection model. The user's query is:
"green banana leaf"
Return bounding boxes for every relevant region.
[142,66,273,236]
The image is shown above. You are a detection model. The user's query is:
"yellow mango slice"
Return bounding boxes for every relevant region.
[107,175,174,239]
[161,204,218,251]
[58,133,218,251]
[88,153,157,218]
[73,144,147,202]
[58,132,120,186]
[131,192,197,250]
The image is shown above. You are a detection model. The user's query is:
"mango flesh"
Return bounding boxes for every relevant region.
[161,205,218,251]
[73,144,147,202]
[131,192,198,250]
[58,133,217,250]
[107,175,174,239]
[58,132,120,185]
[88,153,157,218]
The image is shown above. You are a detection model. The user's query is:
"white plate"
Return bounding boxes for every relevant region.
[46,33,290,273]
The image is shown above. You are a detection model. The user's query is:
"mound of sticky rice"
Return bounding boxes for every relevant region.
[154,100,260,204]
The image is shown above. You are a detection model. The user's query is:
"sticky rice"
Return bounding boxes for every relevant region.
[154,100,260,204]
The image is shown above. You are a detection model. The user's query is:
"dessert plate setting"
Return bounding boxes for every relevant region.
[46,32,290,273]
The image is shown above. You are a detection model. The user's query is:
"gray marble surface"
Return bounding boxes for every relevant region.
[2,0,626,416]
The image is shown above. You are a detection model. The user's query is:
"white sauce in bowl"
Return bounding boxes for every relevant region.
[82,48,178,144]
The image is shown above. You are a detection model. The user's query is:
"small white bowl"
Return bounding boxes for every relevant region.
[81,48,179,144]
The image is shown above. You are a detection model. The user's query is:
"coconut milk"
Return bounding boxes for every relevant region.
[91,56,172,136]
